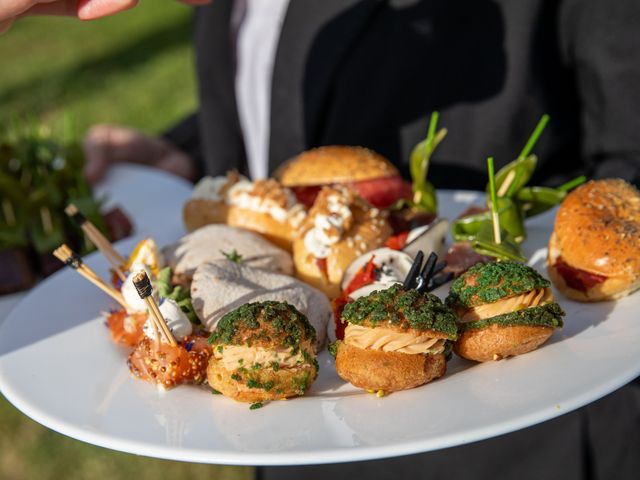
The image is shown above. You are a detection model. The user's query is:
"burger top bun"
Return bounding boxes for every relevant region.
[553,179,640,278]
[274,146,399,187]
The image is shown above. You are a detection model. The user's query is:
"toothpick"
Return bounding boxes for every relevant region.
[487,157,502,245]
[65,203,126,281]
[497,169,516,197]
[53,244,127,308]
[132,271,177,347]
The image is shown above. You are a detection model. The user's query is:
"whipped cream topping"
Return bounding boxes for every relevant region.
[227,179,301,223]
[143,298,193,343]
[121,263,158,313]
[192,176,231,202]
[192,172,247,202]
[304,193,353,258]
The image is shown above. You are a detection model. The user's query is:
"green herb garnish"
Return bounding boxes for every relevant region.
[221,249,243,264]
[156,266,200,324]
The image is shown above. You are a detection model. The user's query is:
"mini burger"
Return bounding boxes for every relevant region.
[274,146,412,209]
[333,284,458,394]
[547,179,640,302]
[207,301,318,403]
[293,185,392,298]
[225,178,307,251]
[446,262,565,362]
[182,171,244,232]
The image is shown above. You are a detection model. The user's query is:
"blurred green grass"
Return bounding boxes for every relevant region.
[0,3,252,479]
[0,0,198,137]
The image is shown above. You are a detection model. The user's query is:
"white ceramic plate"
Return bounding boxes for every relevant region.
[1,179,639,466]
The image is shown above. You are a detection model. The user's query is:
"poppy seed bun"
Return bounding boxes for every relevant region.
[547,179,640,301]
[334,342,446,392]
[207,301,318,403]
[274,146,399,186]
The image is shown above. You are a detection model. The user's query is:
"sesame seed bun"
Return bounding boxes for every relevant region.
[547,179,640,301]
[274,146,399,187]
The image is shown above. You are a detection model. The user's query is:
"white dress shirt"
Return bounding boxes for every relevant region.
[234,0,291,180]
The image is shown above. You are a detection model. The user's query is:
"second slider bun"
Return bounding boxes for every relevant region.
[274,146,399,186]
[547,179,640,301]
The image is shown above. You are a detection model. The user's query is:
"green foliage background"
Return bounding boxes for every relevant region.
[0,3,251,478]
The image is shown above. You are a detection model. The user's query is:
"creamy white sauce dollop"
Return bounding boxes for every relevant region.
[304,194,353,258]
[143,298,193,343]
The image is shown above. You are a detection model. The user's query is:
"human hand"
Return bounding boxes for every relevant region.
[0,0,211,34]
[83,124,198,184]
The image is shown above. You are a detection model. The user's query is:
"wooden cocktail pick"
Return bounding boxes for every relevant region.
[53,244,127,308]
[132,270,177,347]
[65,203,126,281]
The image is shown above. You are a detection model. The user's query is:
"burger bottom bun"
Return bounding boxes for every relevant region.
[207,358,317,403]
[335,341,446,392]
[547,261,639,302]
[454,324,554,362]
[182,199,229,232]
[227,207,294,252]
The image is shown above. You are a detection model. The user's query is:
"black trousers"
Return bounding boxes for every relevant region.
[259,379,640,480]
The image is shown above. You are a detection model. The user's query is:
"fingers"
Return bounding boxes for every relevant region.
[0,18,15,34]
[83,124,197,184]
[83,124,114,184]
[19,0,137,19]
[178,0,212,5]
[76,0,138,21]
[157,151,198,182]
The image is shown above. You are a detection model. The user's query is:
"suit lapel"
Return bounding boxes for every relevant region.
[195,1,247,176]
[268,0,384,173]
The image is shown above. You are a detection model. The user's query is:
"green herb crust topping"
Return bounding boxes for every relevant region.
[459,302,565,331]
[446,261,550,309]
[341,284,458,339]
[208,301,317,352]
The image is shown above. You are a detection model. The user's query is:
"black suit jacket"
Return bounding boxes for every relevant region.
[164,2,640,476]
[166,0,640,188]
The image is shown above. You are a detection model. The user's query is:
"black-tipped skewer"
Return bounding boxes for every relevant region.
[415,252,438,293]
[428,271,454,291]
[403,251,424,290]
[403,250,452,293]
